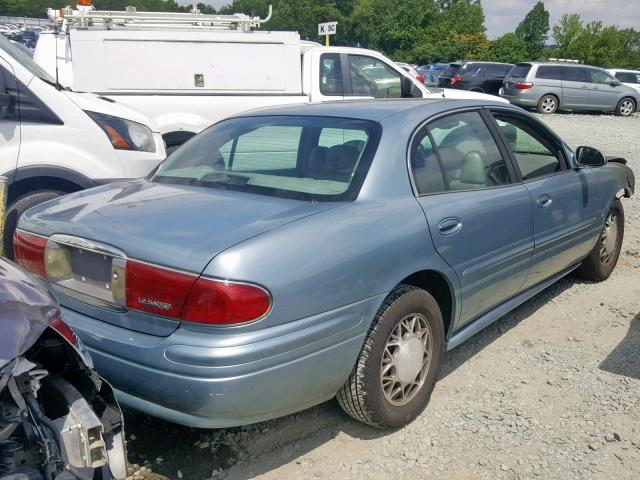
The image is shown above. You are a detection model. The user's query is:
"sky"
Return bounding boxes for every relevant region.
[180,0,640,39]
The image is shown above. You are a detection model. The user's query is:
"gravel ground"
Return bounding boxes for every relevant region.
[124,112,640,480]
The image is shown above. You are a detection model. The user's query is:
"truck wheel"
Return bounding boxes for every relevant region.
[576,199,624,281]
[3,190,65,259]
[337,285,444,428]
[615,98,636,117]
[537,95,558,114]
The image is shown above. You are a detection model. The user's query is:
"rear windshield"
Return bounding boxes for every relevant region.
[152,116,381,202]
[507,64,532,78]
[443,64,461,77]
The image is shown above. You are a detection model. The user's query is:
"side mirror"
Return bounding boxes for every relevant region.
[576,146,606,168]
[609,80,621,87]
[401,76,420,98]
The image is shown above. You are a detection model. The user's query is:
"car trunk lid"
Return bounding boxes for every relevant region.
[21,179,339,335]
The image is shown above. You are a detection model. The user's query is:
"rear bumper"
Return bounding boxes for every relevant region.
[500,90,539,107]
[60,295,383,428]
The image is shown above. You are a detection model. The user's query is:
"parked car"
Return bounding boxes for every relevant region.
[501,62,640,116]
[607,69,640,94]
[15,99,634,429]
[35,5,506,149]
[396,62,425,84]
[0,257,127,479]
[438,61,513,95]
[0,34,165,257]
[417,67,440,87]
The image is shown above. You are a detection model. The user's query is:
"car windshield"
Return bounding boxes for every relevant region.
[0,35,55,85]
[152,115,382,202]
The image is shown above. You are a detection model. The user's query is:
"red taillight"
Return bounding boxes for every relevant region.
[125,260,197,318]
[14,230,46,277]
[450,75,462,86]
[182,277,271,326]
[50,314,79,346]
[515,82,534,90]
[416,75,425,84]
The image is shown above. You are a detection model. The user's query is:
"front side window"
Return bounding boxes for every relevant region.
[494,113,564,180]
[588,69,615,84]
[410,111,511,194]
[319,53,343,96]
[348,55,402,98]
[153,116,381,202]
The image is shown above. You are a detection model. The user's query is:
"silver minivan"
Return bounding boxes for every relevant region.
[500,62,639,116]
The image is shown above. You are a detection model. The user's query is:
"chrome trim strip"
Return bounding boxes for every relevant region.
[49,234,127,259]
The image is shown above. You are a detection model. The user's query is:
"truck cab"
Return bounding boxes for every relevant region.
[35,5,505,150]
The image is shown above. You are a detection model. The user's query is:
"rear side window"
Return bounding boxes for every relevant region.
[615,72,640,84]
[564,67,588,82]
[410,111,511,194]
[536,66,563,80]
[507,64,531,78]
[319,53,343,95]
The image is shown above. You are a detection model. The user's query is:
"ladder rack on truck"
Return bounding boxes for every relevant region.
[48,4,272,32]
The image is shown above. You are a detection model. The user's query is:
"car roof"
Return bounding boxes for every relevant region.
[236,98,509,122]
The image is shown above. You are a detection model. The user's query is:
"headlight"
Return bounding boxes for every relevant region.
[85,111,156,153]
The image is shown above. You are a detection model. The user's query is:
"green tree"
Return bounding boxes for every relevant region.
[552,13,583,51]
[483,32,528,63]
[515,1,549,58]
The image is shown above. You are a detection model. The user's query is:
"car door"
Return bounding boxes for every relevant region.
[561,66,590,109]
[586,68,620,110]
[489,110,602,289]
[0,56,20,176]
[410,110,534,328]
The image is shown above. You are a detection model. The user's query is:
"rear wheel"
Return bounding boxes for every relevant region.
[337,285,444,428]
[3,190,65,259]
[615,98,636,117]
[576,199,624,281]
[537,94,558,114]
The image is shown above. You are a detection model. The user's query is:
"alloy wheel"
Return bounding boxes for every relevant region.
[541,97,557,113]
[600,210,619,265]
[619,100,634,116]
[380,313,433,406]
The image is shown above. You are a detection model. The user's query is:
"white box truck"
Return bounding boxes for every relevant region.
[0,34,165,255]
[34,4,506,150]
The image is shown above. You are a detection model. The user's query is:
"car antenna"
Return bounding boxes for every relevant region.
[54,21,61,91]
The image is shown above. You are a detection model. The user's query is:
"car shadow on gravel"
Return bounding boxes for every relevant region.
[123,275,593,480]
[440,275,581,379]
[599,313,640,380]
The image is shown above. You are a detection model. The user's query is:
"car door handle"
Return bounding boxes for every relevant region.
[581,85,589,89]
[438,217,463,235]
[536,195,553,208]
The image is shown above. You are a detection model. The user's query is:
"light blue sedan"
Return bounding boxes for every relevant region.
[15,99,635,429]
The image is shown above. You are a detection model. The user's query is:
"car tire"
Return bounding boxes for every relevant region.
[3,190,65,259]
[336,285,444,428]
[615,97,636,117]
[576,199,624,281]
[537,95,559,114]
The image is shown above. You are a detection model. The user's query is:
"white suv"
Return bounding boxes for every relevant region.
[0,35,165,255]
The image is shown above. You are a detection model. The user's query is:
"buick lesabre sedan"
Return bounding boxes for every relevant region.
[15,99,635,429]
